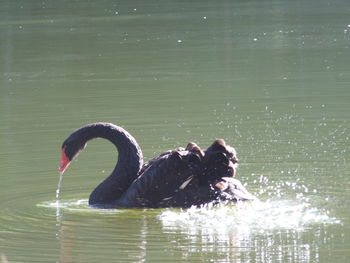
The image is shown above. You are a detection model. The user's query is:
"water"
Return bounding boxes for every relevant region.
[1,0,349,262]
[56,173,63,199]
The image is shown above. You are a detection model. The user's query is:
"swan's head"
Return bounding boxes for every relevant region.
[201,139,239,183]
[59,134,87,174]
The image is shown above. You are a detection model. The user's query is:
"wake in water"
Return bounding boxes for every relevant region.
[46,169,340,236]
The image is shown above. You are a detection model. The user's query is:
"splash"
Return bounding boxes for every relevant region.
[159,199,340,237]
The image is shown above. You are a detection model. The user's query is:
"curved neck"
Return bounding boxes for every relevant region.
[75,123,143,206]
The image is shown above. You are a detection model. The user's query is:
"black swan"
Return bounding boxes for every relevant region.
[59,122,255,208]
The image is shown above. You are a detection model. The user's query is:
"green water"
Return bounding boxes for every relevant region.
[1,0,349,262]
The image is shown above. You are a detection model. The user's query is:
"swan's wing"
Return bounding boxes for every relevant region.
[139,147,186,175]
[157,185,217,208]
[157,177,256,208]
[115,150,198,208]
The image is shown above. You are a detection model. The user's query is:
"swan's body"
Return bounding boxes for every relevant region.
[59,122,255,208]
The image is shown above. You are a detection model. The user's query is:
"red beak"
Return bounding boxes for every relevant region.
[59,148,70,174]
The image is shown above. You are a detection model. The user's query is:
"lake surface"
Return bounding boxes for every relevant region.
[1,0,349,262]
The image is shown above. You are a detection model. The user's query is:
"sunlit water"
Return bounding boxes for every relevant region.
[1,0,350,262]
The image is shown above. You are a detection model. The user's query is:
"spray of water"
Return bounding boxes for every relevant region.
[159,199,340,239]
